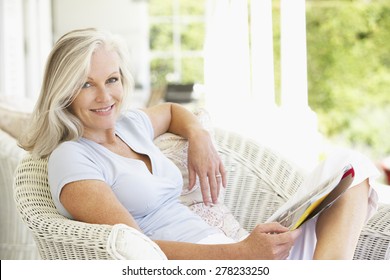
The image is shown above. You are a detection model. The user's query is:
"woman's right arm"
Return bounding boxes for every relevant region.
[60,180,300,260]
[60,180,141,230]
[156,223,301,260]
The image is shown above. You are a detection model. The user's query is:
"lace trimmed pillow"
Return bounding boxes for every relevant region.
[153,109,248,241]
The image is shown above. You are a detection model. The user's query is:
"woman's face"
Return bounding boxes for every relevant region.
[70,46,123,137]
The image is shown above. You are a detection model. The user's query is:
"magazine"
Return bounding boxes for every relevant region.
[266,163,355,230]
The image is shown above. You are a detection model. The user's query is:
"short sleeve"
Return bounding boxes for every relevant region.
[48,141,105,218]
[120,109,155,140]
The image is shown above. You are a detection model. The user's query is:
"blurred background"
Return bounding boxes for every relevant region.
[1,0,389,178]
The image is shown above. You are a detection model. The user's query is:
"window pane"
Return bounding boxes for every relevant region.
[179,0,205,15]
[182,57,204,84]
[150,24,173,51]
[150,58,174,86]
[181,23,205,51]
[149,0,173,16]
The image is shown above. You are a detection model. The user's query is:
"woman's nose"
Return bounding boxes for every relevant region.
[95,86,110,102]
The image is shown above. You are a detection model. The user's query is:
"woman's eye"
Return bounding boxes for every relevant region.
[82,82,92,88]
[107,77,118,84]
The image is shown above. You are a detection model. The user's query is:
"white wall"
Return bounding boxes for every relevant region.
[52,0,151,106]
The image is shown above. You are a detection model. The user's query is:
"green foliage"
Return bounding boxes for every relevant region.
[306,1,390,157]
[179,0,205,15]
[181,57,203,84]
[149,0,173,16]
[150,24,173,51]
[150,58,174,87]
[181,23,205,51]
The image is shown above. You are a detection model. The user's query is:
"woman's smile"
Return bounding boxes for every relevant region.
[90,104,115,115]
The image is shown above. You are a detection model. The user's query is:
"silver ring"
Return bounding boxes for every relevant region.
[215,174,222,178]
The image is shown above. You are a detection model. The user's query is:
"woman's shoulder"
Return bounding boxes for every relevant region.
[118,108,154,139]
[49,139,91,164]
[52,139,85,153]
[119,108,149,123]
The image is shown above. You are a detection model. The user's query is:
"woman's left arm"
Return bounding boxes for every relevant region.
[143,103,226,205]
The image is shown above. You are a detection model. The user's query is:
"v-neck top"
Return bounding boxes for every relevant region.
[48,109,219,242]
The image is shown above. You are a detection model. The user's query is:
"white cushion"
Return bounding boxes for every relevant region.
[108,224,167,260]
[0,97,33,140]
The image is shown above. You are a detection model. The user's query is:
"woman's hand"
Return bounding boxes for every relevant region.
[240,223,302,259]
[144,103,227,205]
[187,128,227,206]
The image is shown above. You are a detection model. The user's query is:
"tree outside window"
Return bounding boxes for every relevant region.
[149,0,206,89]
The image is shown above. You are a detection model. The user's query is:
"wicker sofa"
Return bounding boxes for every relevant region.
[1,105,390,259]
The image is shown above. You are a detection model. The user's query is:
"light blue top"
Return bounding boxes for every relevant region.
[48,109,219,242]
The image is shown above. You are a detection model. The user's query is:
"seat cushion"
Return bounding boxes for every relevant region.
[0,97,33,140]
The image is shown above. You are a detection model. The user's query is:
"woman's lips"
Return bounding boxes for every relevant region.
[90,104,114,115]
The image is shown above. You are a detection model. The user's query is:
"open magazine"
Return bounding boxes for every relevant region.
[266,163,355,230]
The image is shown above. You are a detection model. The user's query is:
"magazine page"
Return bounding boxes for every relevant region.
[266,158,354,230]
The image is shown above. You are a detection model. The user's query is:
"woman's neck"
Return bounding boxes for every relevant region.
[82,128,117,145]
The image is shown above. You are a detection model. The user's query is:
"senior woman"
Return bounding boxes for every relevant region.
[20,28,379,260]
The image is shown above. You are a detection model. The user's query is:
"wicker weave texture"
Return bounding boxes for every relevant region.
[11,128,390,260]
[214,128,390,260]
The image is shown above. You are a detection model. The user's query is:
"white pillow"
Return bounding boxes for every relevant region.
[108,224,167,260]
[154,109,248,241]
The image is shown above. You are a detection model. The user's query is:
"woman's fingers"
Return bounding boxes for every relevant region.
[197,170,221,206]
